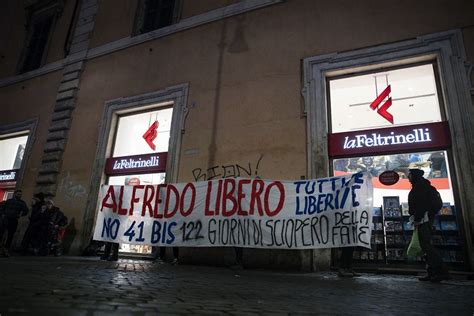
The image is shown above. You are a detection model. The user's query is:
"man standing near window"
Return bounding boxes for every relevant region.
[408,169,450,282]
[0,189,29,257]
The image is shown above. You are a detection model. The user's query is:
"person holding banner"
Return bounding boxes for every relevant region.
[233,247,243,268]
[101,242,119,261]
[153,246,178,265]
[338,247,360,277]
[408,168,450,282]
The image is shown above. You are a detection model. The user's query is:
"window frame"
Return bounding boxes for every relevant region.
[0,133,29,172]
[17,1,63,74]
[0,119,38,189]
[82,84,189,243]
[132,0,183,36]
[302,30,474,271]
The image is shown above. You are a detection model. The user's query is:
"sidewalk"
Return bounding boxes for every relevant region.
[0,256,473,315]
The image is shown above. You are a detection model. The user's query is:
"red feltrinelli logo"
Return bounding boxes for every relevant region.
[143,120,159,151]
[370,85,393,124]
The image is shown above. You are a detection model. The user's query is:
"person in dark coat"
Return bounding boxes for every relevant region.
[0,189,29,257]
[34,199,68,255]
[21,192,46,251]
[45,199,68,228]
[408,168,450,282]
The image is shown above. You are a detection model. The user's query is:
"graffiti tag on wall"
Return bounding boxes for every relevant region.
[58,172,87,199]
[192,155,263,181]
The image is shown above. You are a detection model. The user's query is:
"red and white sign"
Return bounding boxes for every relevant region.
[328,121,451,158]
[370,85,393,123]
[143,121,159,151]
[105,152,167,176]
[378,171,400,186]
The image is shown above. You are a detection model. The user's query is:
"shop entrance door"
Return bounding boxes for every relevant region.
[104,105,173,256]
[107,172,166,255]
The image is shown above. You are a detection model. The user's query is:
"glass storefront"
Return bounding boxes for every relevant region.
[333,150,454,207]
[106,106,173,255]
[327,62,465,267]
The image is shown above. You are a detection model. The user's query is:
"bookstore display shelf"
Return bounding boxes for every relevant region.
[438,215,456,219]
[355,198,465,267]
[434,244,462,248]
[434,230,459,235]
[386,244,406,248]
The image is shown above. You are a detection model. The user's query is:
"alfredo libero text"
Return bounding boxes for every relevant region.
[94,174,373,250]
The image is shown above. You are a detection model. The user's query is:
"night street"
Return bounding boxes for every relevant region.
[1,0,474,314]
[0,256,473,315]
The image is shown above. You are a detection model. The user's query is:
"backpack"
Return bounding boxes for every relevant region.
[428,185,443,215]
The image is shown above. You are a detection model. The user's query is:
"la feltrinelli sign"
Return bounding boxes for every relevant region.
[328,121,451,158]
[0,169,18,183]
[104,152,167,176]
[93,173,373,249]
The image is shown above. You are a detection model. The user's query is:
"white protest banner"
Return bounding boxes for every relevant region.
[93,172,373,249]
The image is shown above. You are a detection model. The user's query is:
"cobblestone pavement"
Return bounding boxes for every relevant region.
[0,256,473,315]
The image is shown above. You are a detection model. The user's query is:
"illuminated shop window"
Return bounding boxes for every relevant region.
[329,64,442,133]
[0,135,28,171]
[328,62,456,212]
[333,150,454,207]
[113,107,173,157]
[108,106,172,255]
[328,63,453,207]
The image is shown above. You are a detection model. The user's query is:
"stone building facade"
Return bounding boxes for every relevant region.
[1,0,473,271]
